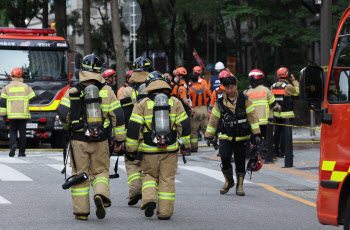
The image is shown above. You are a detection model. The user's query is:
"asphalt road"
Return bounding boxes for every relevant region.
[0,144,335,230]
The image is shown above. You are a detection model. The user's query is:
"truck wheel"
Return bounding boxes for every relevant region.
[51,132,65,149]
[345,196,350,230]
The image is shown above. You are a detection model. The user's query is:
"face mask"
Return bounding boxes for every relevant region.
[174,76,179,83]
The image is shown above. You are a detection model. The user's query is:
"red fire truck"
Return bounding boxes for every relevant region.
[300,5,350,229]
[0,27,74,148]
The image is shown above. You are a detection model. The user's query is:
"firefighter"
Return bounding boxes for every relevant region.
[164,71,176,91]
[0,67,36,157]
[205,76,261,196]
[117,70,132,101]
[243,69,281,142]
[188,73,211,152]
[271,67,299,157]
[120,56,153,206]
[103,69,117,88]
[208,61,225,92]
[125,71,191,220]
[57,54,126,220]
[193,66,208,89]
[172,67,194,118]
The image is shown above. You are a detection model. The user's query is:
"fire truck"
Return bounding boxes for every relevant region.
[300,5,350,229]
[0,27,74,148]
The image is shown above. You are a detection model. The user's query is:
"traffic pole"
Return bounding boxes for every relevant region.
[264,118,274,164]
[284,118,293,168]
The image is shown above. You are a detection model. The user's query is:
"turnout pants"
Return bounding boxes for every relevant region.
[125,158,142,198]
[141,152,177,219]
[70,140,110,216]
[9,119,27,153]
[273,117,285,154]
[190,106,208,151]
[219,139,246,173]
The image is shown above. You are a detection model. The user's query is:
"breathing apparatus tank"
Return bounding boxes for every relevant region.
[84,85,103,137]
[137,83,148,101]
[153,93,170,147]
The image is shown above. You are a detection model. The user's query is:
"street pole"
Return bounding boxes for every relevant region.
[320,0,332,75]
[132,1,136,61]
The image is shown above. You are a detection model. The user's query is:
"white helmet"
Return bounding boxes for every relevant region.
[215,61,225,71]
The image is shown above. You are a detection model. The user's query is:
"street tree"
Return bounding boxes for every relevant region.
[83,0,92,55]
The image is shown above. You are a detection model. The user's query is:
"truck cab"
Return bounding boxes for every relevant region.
[0,27,72,148]
[300,5,350,229]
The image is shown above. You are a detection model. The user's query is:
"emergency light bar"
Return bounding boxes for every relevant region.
[0,27,56,35]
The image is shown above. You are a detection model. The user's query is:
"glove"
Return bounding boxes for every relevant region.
[206,138,213,147]
[125,151,137,161]
[254,135,262,145]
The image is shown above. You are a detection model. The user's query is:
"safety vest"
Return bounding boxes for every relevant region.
[217,93,251,139]
[176,82,191,110]
[272,82,294,112]
[190,85,206,106]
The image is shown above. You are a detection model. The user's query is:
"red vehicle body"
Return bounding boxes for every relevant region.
[0,28,72,148]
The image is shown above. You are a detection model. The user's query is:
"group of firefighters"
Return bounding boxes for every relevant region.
[0,53,300,221]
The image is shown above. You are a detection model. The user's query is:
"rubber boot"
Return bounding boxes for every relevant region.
[220,166,235,194]
[128,194,142,206]
[236,173,246,196]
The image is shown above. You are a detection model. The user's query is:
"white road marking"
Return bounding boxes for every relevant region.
[178,166,251,184]
[46,164,72,176]
[0,164,33,181]
[0,157,29,164]
[0,196,11,204]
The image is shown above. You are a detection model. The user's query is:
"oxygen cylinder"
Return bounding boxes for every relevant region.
[84,85,103,130]
[154,94,170,137]
[137,83,148,101]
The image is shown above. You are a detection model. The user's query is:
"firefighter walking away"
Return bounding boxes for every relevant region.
[126,71,191,220]
[57,54,126,220]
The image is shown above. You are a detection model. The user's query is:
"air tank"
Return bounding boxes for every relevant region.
[154,93,170,137]
[84,85,103,130]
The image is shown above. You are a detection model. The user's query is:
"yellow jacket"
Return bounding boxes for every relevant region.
[0,77,35,119]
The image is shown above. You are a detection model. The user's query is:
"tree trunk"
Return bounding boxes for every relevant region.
[234,17,243,73]
[111,0,126,88]
[169,13,176,71]
[20,0,27,27]
[281,40,289,68]
[42,0,49,29]
[83,0,92,55]
[54,0,67,38]
[184,12,195,71]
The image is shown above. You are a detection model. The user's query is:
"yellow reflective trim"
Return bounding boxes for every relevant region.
[99,90,108,98]
[9,87,25,93]
[235,135,250,141]
[30,100,61,111]
[330,171,348,182]
[147,101,154,109]
[322,161,336,171]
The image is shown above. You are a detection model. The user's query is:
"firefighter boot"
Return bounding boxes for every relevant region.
[18,152,26,157]
[128,194,142,206]
[94,195,106,219]
[236,173,246,196]
[9,144,17,157]
[220,166,235,194]
[143,202,156,217]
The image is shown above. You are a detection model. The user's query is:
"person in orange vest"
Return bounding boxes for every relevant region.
[193,66,208,89]
[172,67,194,118]
[0,67,36,157]
[117,70,132,101]
[164,71,176,91]
[188,73,211,152]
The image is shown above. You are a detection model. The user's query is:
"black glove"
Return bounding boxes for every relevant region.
[254,135,262,145]
[125,151,137,161]
[206,138,213,147]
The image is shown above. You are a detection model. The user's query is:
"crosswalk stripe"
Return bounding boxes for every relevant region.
[46,164,72,176]
[0,157,29,164]
[178,166,251,184]
[0,195,11,204]
[0,164,33,181]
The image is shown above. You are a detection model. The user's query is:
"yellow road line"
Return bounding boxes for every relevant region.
[255,183,316,207]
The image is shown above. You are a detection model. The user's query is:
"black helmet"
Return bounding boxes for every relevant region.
[145,71,166,86]
[81,54,103,73]
[133,56,153,72]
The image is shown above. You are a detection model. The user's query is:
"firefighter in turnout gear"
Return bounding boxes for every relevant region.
[188,73,211,152]
[120,56,153,206]
[57,54,126,220]
[243,69,281,140]
[271,67,299,157]
[205,77,261,196]
[0,67,36,157]
[126,71,191,220]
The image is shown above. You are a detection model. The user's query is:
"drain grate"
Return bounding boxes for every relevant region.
[296,166,319,170]
[285,188,316,192]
